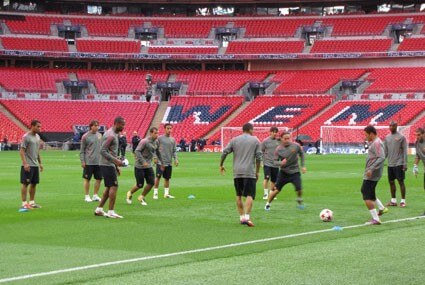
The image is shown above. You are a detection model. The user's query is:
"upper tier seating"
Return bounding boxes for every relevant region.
[5,15,64,35]
[0,99,158,136]
[71,18,143,37]
[151,19,228,38]
[76,39,141,53]
[175,71,269,95]
[398,37,425,51]
[273,69,367,94]
[77,70,169,94]
[225,40,305,54]
[365,67,425,93]
[298,100,425,141]
[208,95,334,143]
[0,36,69,52]
[148,46,218,54]
[233,19,315,37]
[0,68,68,92]
[160,96,243,143]
[311,39,393,53]
[0,110,26,143]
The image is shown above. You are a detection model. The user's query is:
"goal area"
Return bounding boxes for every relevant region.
[221,126,293,151]
[320,125,411,154]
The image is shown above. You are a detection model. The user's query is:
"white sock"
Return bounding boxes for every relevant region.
[264,189,268,195]
[154,189,158,195]
[370,209,379,221]
[164,188,169,196]
[29,200,35,205]
[22,201,27,207]
[85,195,90,198]
[240,215,245,221]
[401,199,406,203]
[391,198,397,203]
[96,207,103,212]
[266,202,271,206]
[375,198,385,210]
[245,214,250,220]
[108,210,115,215]
[93,194,99,198]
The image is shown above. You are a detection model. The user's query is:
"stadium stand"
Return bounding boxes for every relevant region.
[0,99,157,137]
[150,19,228,38]
[148,46,218,54]
[410,113,425,142]
[0,36,69,52]
[71,18,143,37]
[76,39,141,53]
[310,39,393,53]
[225,40,305,54]
[0,110,26,143]
[365,67,425,93]
[160,95,244,142]
[4,15,64,35]
[233,18,315,37]
[397,38,425,51]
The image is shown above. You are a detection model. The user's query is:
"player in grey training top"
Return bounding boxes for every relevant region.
[79,120,102,203]
[94,116,125,219]
[384,121,408,207]
[413,128,425,215]
[153,123,179,199]
[260,127,280,200]
[220,123,262,227]
[19,119,43,211]
[361,126,387,225]
[126,127,163,206]
[265,132,306,211]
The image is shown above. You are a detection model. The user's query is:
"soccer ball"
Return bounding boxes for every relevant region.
[320,209,333,222]
[122,158,129,167]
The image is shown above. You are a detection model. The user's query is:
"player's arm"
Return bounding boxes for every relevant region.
[402,136,408,170]
[255,143,262,180]
[79,135,86,168]
[298,145,307,173]
[383,139,388,158]
[135,140,148,167]
[273,146,285,168]
[101,136,122,166]
[19,145,30,172]
[413,153,420,177]
[155,143,164,169]
[37,151,43,172]
[367,143,385,173]
[219,141,233,174]
[173,140,178,166]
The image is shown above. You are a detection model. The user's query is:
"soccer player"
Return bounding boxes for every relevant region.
[94,116,125,219]
[126,127,163,206]
[360,126,386,225]
[265,132,306,211]
[260,127,280,200]
[220,123,262,227]
[79,120,102,202]
[384,121,408,207]
[153,123,179,199]
[413,128,425,215]
[19,119,43,211]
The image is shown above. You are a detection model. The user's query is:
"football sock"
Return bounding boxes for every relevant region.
[245,214,250,220]
[375,198,385,210]
[164,188,169,196]
[108,210,115,215]
[29,200,35,205]
[240,215,245,221]
[391,198,397,204]
[22,201,27,207]
[264,189,268,195]
[153,189,158,195]
[370,209,379,221]
[401,199,406,203]
[96,207,103,212]
[85,195,90,199]
[265,202,271,206]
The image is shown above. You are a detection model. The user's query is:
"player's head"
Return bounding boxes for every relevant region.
[269,126,278,138]
[164,123,173,136]
[133,131,138,136]
[113,116,125,133]
[281,131,291,146]
[416,127,424,143]
[30,119,41,134]
[242,123,253,135]
[89,120,99,133]
[389,121,397,134]
[364,125,377,142]
[149,127,159,140]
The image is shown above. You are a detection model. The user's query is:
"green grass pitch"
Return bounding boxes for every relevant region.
[0,151,424,284]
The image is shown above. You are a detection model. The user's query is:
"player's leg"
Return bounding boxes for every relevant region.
[163,167,174,198]
[265,171,285,209]
[28,167,41,208]
[387,167,397,206]
[96,166,115,216]
[153,164,162,199]
[138,168,154,206]
[233,178,246,224]
[263,166,270,199]
[105,186,123,218]
[242,178,256,227]
[361,180,381,224]
[292,173,304,209]
[20,166,30,209]
[83,179,92,202]
[397,166,406,207]
[127,167,143,204]
[92,166,102,201]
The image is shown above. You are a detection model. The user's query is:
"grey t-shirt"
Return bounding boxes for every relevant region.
[364,137,385,181]
[157,135,177,166]
[221,134,262,179]
[21,132,41,167]
[384,132,407,167]
[135,137,161,169]
[415,140,425,170]
[261,137,280,167]
[273,142,305,174]
[100,127,119,167]
[79,131,102,165]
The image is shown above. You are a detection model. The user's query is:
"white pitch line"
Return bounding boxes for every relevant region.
[1,215,424,283]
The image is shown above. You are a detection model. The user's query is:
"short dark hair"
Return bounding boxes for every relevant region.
[114,116,125,125]
[30,119,40,126]
[416,127,424,134]
[269,126,278,133]
[364,125,377,135]
[242,123,253,133]
[150,127,158,133]
[164,123,172,129]
[89,120,99,128]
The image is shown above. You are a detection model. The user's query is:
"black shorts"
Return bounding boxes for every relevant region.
[233,178,256,199]
[275,171,302,192]
[263,166,279,183]
[100,166,118,188]
[388,165,405,182]
[156,165,172,180]
[135,167,155,188]
[20,166,39,185]
[82,165,102,181]
[361,180,378,201]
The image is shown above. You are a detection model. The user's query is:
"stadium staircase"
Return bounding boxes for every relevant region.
[204,100,251,141]
[0,103,29,133]
[0,40,3,50]
[148,101,169,136]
